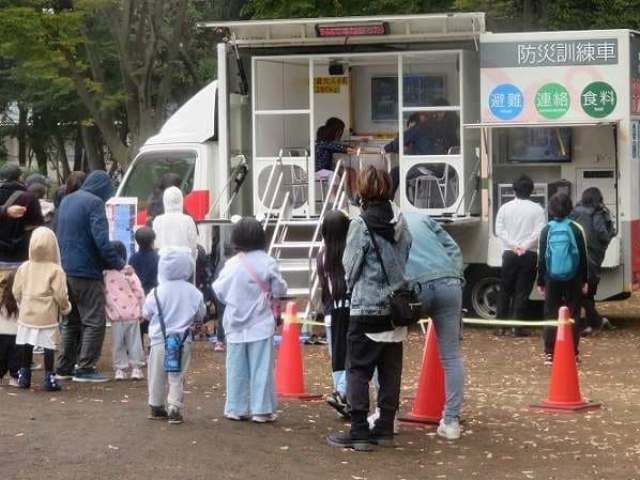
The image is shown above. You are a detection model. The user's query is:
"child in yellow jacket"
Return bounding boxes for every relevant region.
[13,227,71,391]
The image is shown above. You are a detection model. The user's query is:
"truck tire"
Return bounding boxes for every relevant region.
[463,266,501,320]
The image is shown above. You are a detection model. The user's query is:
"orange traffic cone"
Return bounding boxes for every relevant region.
[275,302,321,400]
[400,322,445,424]
[530,306,601,413]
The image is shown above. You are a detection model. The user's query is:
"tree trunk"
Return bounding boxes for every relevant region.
[80,125,106,171]
[73,127,83,171]
[55,132,71,179]
[17,105,27,166]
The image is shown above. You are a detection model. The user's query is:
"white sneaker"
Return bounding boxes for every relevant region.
[225,413,249,421]
[130,368,144,381]
[251,413,277,423]
[437,418,461,440]
[114,369,126,381]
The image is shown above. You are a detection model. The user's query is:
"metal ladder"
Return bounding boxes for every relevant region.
[264,159,349,323]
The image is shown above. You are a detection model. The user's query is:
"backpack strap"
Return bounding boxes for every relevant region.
[153,288,167,341]
[2,190,23,209]
[239,253,271,296]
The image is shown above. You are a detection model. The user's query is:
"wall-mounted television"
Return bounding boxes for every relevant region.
[508,127,572,163]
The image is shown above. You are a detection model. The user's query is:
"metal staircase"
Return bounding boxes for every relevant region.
[262,157,350,322]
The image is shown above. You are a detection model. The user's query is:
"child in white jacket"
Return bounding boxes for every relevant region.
[213,218,287,423]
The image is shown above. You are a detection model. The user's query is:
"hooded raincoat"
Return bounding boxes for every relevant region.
[55,171,124,279]
[152,187,198,259]
[13,227,72,329]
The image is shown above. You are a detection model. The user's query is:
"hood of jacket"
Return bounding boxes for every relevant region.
[29,226,60,264]
[0,180,26,203]
[158,250,193,282]
[573,204,596,217]
[80,171,113,202]
[361,200,406,244]
[162,186,184,214]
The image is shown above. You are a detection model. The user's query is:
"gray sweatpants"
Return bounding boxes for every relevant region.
[111,321,145,370]
[148,342,192,411]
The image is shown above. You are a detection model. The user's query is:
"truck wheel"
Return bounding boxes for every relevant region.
[464,266,501,320]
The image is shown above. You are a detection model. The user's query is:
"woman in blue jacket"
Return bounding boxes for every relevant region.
[404,212,465,440]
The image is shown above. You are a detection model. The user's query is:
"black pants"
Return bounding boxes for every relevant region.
[0,334,19,379]
[543,280,582,355]
[57,277,106,374]
[497,251,538,320]
[582,280,603,329]
[19,344,55,372]
[347,322,403,438]
[330,306,349,373]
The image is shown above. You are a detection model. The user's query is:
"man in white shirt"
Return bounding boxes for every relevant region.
[495,175,546,336]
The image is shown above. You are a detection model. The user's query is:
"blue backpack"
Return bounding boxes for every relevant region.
[545,219,580,281]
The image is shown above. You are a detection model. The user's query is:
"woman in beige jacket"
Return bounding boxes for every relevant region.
[13,227,71,391]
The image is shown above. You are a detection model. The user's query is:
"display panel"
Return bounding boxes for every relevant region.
[507,127,572,163]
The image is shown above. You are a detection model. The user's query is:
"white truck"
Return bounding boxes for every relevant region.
[116,13,640,318]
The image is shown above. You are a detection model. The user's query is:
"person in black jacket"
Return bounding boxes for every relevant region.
[537,193,589,365]
[0,164,44,264]
[570,188,616,334]
[55,170,125,383]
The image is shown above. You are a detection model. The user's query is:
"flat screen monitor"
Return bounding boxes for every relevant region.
[508,127,572,163]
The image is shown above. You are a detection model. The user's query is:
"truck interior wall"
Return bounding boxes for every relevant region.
[491,126,617,213]
[313,64,350,133]
[351,60,459,135]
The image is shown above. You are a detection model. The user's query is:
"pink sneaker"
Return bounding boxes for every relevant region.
[213,341,225,353]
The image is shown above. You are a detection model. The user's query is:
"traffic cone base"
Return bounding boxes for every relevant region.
[529,400,601,413]
[399,412,441,425]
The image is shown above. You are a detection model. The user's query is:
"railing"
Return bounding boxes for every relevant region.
[302,163,349,321]
[356,147,391,173]
[268,190,291,256]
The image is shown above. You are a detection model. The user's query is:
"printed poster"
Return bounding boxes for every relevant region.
[106,197,137,261]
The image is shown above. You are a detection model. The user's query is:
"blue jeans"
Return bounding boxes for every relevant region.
[225,337,277,416]
[417,277,464,422]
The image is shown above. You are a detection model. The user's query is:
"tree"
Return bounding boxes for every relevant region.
[244,0,454,19]
[0,1,218,169]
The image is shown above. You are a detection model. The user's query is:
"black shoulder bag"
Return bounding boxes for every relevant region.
[361,218,421,328]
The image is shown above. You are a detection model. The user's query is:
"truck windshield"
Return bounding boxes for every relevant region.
[120,151,196,211]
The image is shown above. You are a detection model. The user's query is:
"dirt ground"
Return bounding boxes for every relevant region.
[2,297,640,480]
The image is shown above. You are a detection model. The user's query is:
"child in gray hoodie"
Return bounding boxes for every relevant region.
[143,250,205,424]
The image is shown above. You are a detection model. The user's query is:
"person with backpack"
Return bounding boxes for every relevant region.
[143,250,205,424]
[327,167,411,452]
[570,188,616,334]
[537,193,589,365]
[495,175,546,336]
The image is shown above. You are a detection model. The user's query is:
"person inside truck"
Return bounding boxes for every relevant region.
[146,173,182,222]
[315,117,355,173]
[315,117,357,200]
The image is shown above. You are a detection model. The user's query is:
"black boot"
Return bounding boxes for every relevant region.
[327,411,371,451]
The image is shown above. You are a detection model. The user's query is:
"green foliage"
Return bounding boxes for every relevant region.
[244,0,453,19]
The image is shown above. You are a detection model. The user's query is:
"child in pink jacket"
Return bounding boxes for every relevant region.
[105,241,146,381]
